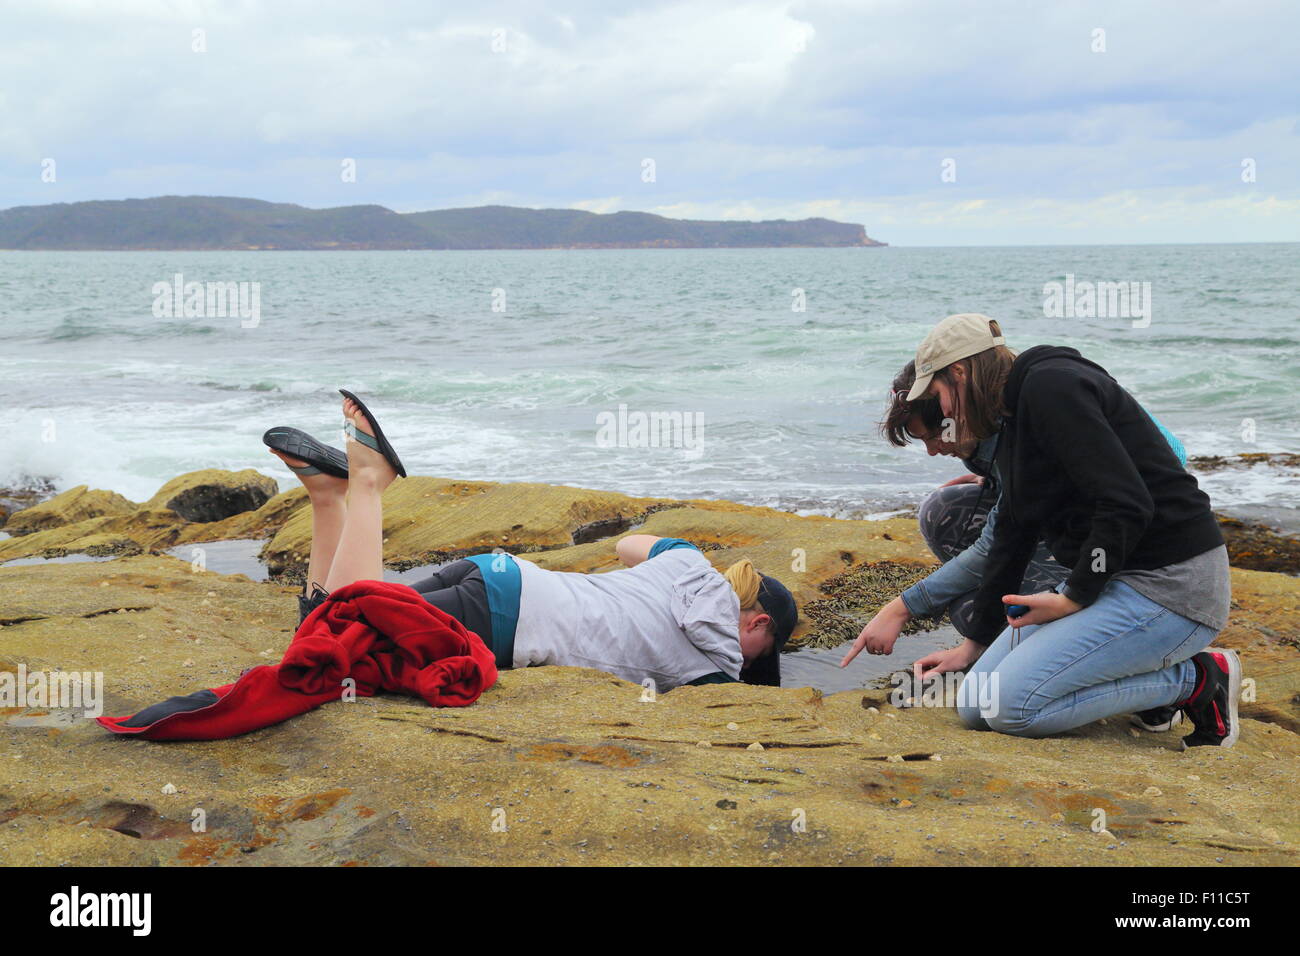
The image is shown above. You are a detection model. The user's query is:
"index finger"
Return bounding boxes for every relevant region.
[840,638,865,668]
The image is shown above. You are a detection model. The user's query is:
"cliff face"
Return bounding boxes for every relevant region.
[0,197,886,250]
[1,470,1296,866]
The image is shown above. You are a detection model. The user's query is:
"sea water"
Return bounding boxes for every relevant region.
[2,245,1296,691]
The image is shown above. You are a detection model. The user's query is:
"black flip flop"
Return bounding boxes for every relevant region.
[338,389,407,478]
[262,426,350,479]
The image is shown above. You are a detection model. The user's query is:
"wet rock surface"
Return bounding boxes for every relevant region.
[1215,514,1300,575]
[0,478,57,529]
[3,485,135,537]
[145,469,279,523]
[1189,452,1300,473]
[0,471,303,566]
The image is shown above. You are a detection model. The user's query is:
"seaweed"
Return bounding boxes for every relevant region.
[794,559,945,651]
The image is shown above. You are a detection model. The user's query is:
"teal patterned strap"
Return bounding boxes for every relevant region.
[342,419,380,453]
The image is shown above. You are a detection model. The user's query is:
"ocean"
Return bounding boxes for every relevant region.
[3,244,1296,692]
[2,244,1296,526]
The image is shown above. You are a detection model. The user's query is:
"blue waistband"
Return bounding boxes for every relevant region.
[464,552,521,669]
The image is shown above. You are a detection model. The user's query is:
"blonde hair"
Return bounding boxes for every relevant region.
[724,559,763,611]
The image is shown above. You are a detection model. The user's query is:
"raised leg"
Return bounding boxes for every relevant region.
[267,447,348,593]
[323,397,399,592]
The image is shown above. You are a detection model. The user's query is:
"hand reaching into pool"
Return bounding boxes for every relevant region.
[912,639,983,681]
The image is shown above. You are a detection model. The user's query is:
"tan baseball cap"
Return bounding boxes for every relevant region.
[905,313,1006,401]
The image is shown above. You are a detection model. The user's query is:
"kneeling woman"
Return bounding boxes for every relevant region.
[266,392,797,693]
[899,315,1238,749]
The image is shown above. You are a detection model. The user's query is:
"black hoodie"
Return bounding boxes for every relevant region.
[966,345,1223,645]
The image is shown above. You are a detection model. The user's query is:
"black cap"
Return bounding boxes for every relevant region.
[741,574,798,687]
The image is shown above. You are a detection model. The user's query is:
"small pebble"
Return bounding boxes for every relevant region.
[747,742,764,751]
[696,740,712,748]
[726,722,739,731]
[161,783,177,795]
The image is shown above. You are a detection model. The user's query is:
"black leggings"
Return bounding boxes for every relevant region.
[918,482,1067,638]
[406,559,495,646]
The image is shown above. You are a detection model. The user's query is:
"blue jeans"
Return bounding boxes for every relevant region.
[956,579,1215,737]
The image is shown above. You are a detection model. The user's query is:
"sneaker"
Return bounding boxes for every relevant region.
[297,583,330,625]
[1131,705,1182,732]
[1179,649,1242,750]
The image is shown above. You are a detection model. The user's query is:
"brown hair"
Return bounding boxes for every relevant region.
[880,360,944,447]
[930,319,1017,442]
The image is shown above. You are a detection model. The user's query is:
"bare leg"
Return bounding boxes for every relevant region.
[267,447,347,593]
[323,397,399,592]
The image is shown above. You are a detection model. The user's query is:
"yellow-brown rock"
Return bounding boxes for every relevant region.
[144,468,278,523]
[0,475,306,564]
[1,554,1297,866]
[260,477,669,575]
[2,485,135,536]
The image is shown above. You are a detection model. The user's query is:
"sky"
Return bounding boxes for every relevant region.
[1,0,1297,245]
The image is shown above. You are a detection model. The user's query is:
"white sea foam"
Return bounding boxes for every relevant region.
[3,246,1297,530]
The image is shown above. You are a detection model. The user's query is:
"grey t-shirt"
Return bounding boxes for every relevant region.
[1114,544,1231,632]
[512,548,744,691]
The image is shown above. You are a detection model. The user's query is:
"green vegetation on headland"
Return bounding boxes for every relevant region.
[0,468,1297,865]
[0,196,887,250]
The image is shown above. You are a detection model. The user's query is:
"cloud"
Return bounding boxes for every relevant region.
[0,0,1297,243]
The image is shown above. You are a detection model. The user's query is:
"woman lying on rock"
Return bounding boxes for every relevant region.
[843,352,1191,736]
[845,314,1238,749]
[264,392,798,693]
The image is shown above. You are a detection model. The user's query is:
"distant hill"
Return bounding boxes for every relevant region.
[0,196,435,251]
[0,196,886,250]
[404,205,885,249]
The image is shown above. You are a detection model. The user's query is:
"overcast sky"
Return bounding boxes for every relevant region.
[2,0,1296,245]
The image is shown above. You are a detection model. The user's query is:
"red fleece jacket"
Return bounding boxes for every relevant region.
[96,580,497,741]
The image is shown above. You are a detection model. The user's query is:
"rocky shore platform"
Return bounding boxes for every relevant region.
[1,470,1297,866]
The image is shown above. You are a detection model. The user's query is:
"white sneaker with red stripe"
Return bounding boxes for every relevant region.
[1179,649,1242,750]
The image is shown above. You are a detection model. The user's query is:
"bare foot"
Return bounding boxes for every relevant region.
[341,398,398,493]
[268,447,347,502]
